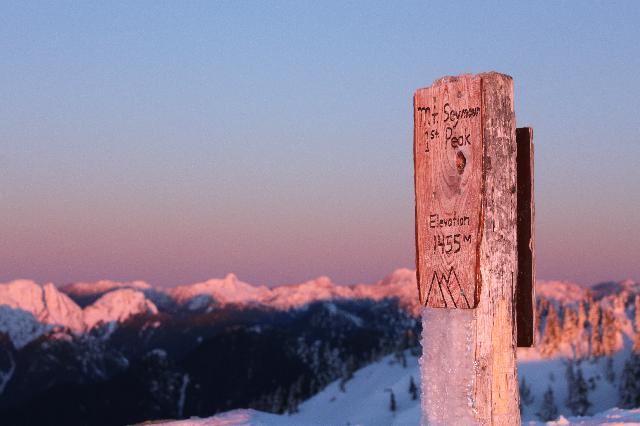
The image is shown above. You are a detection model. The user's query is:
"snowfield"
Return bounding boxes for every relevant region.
[157,407,640,425]
[154,351,640,425]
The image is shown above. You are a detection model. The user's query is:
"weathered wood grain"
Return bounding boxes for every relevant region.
[474,72,520,425]
[414,75,483,308]
[415,72,521,425]
[516,127,535,348]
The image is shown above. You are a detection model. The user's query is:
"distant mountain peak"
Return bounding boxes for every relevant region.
[0,280,84,348]
[590,279,640,299]
[83,289,158,329]
[167,274,271,307]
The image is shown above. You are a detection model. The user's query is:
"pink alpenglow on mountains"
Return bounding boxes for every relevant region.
[166,269,419,313]
[61,280,152,299]
[83,289,158,329]
[0,280,84,332]
[535,280,590,305]
[0,280,157,348]
[0,270,419,348]
[0,280,84,348]
[167,274,272,309]
[1,270,637,350]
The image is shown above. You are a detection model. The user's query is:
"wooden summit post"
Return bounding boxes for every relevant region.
[413,72,535,425]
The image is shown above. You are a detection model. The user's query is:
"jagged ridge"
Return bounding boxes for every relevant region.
[1,271,637,349]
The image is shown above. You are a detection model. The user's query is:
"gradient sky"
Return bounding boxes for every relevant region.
[2,1,639,287]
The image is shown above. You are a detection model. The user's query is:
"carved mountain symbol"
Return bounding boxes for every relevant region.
[425,267,471,308]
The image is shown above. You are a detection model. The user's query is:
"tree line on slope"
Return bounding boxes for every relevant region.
[521,294,640,421]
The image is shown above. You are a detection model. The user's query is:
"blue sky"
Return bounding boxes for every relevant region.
[1,1,639,286]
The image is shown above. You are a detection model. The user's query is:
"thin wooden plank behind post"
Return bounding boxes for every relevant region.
[414,72,521,425]
[516,127,535,347]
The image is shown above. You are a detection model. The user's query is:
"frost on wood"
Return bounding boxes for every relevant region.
[415,72,520,424]
[420,308,476,425]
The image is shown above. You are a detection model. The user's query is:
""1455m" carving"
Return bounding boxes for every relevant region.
[432,233,472,254]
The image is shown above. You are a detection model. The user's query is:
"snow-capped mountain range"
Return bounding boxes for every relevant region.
[0,269,420,349]
[0,271,636,350]
[0,279,157,348]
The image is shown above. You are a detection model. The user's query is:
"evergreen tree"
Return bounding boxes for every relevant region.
[587,298,597,330]
[615,292,628,311]
[635,295,640,330]
[605,356,616,383]
[566,362,591,416]
[576,302,588,358]
[519,377,534,412]
[270,386,286,413]
[537,386,558,421]
[339,355,356,392]
[408,376,418,401]
[634,296,640,353]
[577,302,587,331]
[619,353,640,408]
[542,304,562,356]
[602,309,619,356]
[394,330,410,368]
[591,326,603,358]
[535,298,546,343]
[396,350,407,368]
[285,376,304,414]
[562,306,579,352]
[406,328,421,357]
[588,303,603,358]
[574,366,591,415]
[565,360,576,404]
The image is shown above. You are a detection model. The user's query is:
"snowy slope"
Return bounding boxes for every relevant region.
[0,280,84,331]
[0,280,159,347]
[160,353,422,426]
[542,408,640,425]
[0,305,50,349]
[167,273,272,310]
[157,350,640,425]
[83,288,158,329]
[162,407,640,425]
[0,280,84,348]
[160,410,292,426]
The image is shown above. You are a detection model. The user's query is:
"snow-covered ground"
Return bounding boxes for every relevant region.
[155,406,640,425]
[155,353,420,426]
[156,351,640,425]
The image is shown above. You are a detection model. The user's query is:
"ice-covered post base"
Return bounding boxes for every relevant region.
[421,309,476,425]
[413,73,534,425]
